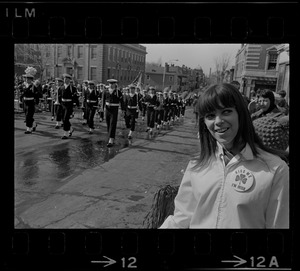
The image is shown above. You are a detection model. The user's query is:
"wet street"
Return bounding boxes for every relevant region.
[14,107,200,228]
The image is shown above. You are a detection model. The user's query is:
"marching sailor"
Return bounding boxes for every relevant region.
[84,81,99,134]
[102,79,124,147]
[155,91,164,130]
[97,83,105,122]
[162,90,170,127]
[20,69,39,134]
[124,84,139,139]
[58,73,75,139]
[140,89,147,121]
[144,86,160,135]
[53,77,64,129]
[81,79,89,125]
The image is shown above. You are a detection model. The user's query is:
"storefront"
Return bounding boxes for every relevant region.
[242,76,277,98]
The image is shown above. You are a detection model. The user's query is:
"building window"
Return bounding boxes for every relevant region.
[57,66,62,77]
[57,46,62,58]
[77,66,83,80]
[91,67,97,80]
[169,76,173,82]
[117,49,121,61]
[66,67,73,76]
[112,48,115,62]
[108,47,111,61]
[91,46,97,59]
[146,75,150,80]
[46,45,50,57]
[268,53,278,70]
[107,68,110,79]
[67,45,72,57]
[77,46,83,58]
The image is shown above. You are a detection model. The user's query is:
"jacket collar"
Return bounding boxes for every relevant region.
[216,141,254,161]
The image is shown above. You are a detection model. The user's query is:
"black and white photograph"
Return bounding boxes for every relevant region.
[14,43,289,229]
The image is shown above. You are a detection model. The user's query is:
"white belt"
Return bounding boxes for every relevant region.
[106,102,119,106]
[23,97,34,100]
[128,105,137,109]
[87,100,97,103]
[148,105,155,107]
[47,98,53,100]
[62,98,72,102]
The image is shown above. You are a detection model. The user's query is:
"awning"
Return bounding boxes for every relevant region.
[245,76,277,85]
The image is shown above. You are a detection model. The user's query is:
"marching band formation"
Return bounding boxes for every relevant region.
[16,70,190,148]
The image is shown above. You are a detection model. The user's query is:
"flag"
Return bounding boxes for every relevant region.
[131,71,143,89]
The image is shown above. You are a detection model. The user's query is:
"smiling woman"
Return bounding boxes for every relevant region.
[159,83,289,229]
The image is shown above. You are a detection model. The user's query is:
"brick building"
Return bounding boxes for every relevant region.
[234,44,280,98]
[145,63,204,92]
[275,44,289,104]
[19,44,147,86]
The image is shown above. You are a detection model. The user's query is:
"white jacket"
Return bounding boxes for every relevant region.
[160,143,289,228]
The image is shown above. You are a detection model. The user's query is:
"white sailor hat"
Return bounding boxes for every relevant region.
[107,79,118,84]
[55,77,63,82]
[128,84,136,89]
[88,80,95,85]
[62,73,72,79]
[23,73,34,79]
[83,80,88,84]
[149,86,155,90]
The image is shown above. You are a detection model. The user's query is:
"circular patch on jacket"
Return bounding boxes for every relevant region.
[231,166,254,192]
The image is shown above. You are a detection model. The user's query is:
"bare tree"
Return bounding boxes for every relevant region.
[214,53,231,84]
[14,44,52,82]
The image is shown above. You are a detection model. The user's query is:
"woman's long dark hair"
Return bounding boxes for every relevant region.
[260,89,277,115]
[191,83,288,169]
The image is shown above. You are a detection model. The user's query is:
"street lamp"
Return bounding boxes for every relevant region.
[163,59,179,91]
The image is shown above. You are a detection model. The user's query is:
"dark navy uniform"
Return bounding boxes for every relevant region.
[20,81,39,132]
[58,83,74,133]
[124,93,138,133]
[155,93,164,128]
[53,79,63,128]
[140,91,147,120]
[169,95,177,123]
[81,80,89,123]
[162,93,170,124]
[145,93,160,130]
[102,82,124,144]
[84,82,99,131]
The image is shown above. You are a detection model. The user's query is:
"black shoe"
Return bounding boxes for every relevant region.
[145,128,150,132]
[55,125,59,129]
[68,128,74,137]
[89,130,93,134]
[128,135,132,139]
[24,130,32,134]
[32,124,37,132]
[82,122,87,125]
[61,135,68,139]
[61,123,64,127]
[51,117,54,121]
[107,142,113,147]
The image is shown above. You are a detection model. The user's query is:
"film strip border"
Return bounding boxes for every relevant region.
[4,230,292,270]
[3,2,296,271]
[0,3,298,41]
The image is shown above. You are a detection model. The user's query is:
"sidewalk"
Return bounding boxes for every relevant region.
[16,109,200,229]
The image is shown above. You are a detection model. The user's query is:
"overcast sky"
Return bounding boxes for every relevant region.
[141,44,242,75]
